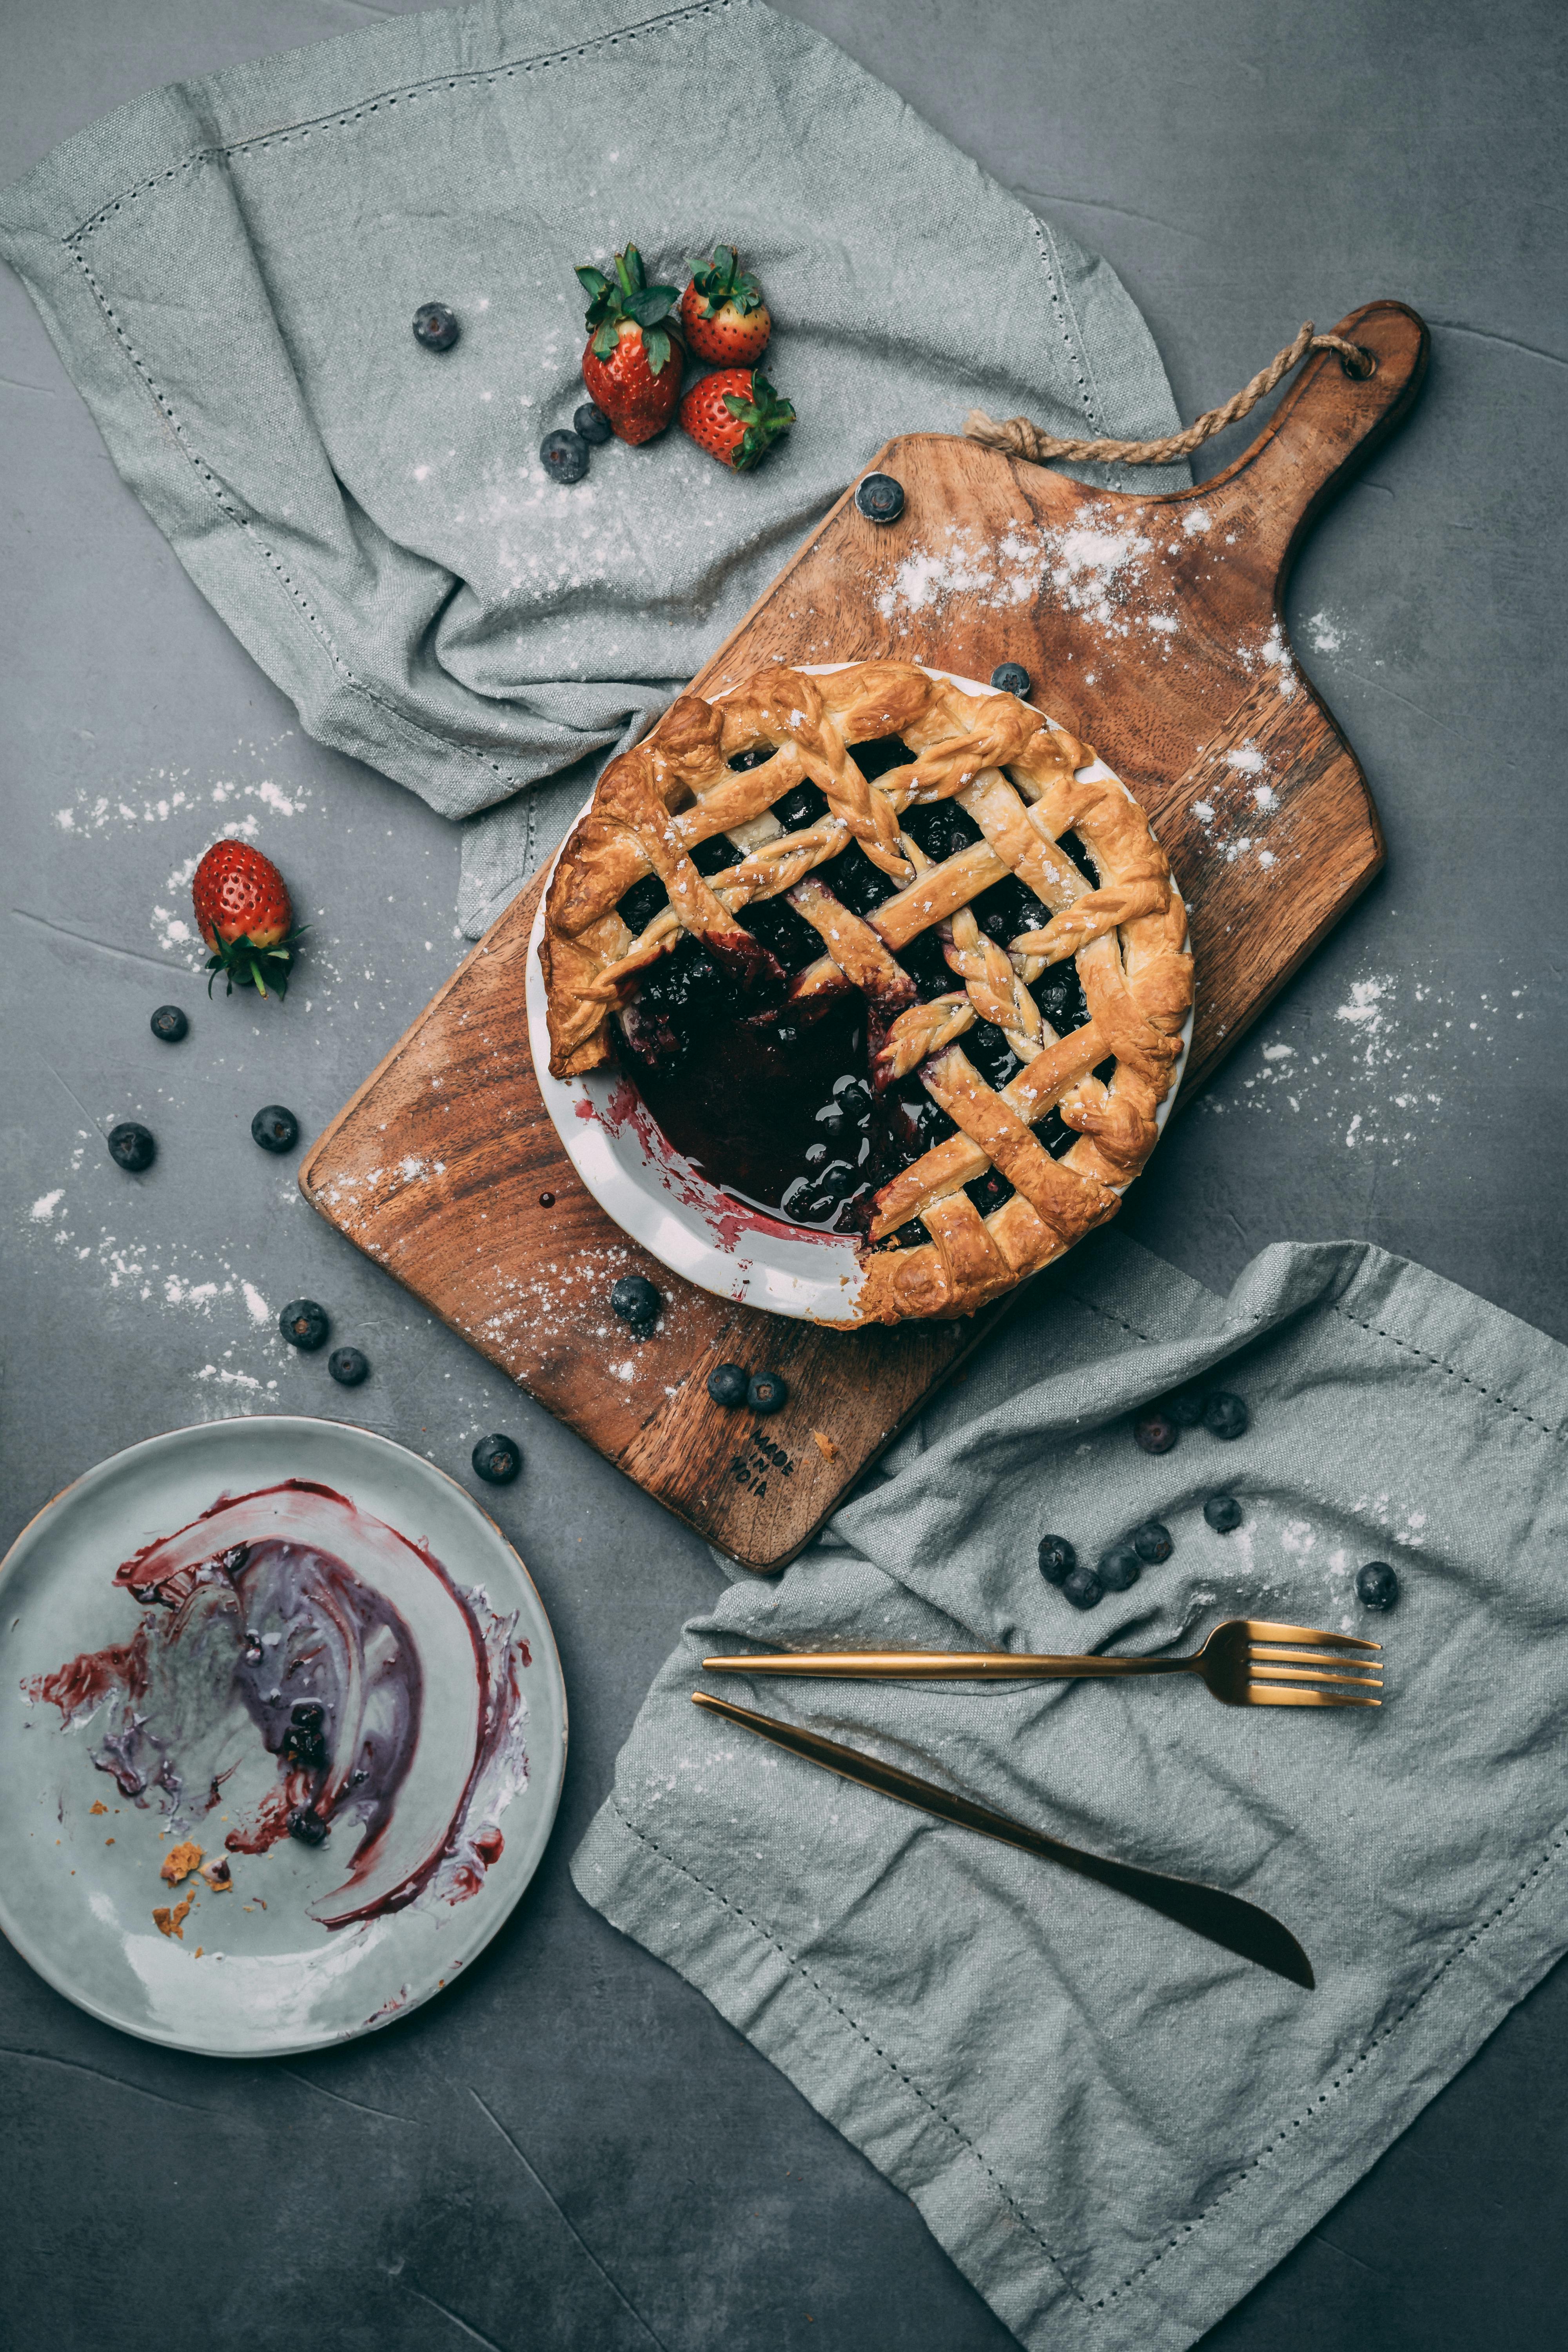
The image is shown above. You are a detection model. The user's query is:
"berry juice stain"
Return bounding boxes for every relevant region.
[25,1481,533,1927]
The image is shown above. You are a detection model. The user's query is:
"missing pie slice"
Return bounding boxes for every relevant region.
[539,661,1192,1321]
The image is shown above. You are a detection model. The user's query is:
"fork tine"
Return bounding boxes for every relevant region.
[1243,1618,1381,1653]
[1248,1661,1383,1689]
[1247,1642,1384,1672]
[1245,1683,1381,1708]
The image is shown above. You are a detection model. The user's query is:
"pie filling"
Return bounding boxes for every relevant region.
[614,738,1105,1243]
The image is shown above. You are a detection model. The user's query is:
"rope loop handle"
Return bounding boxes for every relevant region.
[965,323,1376,471]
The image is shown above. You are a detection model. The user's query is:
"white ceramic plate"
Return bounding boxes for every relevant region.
[526,664,1192,1322]
[0,1417,566,2058]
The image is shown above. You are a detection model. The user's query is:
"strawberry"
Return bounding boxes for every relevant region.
[679,370,795,472]
[191,840,302,999]
[679,246,771,366]
[576,246,683,444]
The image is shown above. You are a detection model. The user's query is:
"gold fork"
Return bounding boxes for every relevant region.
[702,1619,1382,1709]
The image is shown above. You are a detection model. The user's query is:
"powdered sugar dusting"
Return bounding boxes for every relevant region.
[1202,963,1531,1160]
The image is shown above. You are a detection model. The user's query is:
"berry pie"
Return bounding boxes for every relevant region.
[539,661,1192,1321]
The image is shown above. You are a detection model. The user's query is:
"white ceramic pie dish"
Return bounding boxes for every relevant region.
[524,663,1192,1323]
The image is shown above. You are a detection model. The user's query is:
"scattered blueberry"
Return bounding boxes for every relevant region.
[1061,1563,1104,1611]
[287,1806,330,1846]
[1131,1520,1174,1564]
[1098,1543,1142,1593]
[708,1363,750,1408]
[108,1122,156,1173]
[574,401,613,445]
[541,428,590,484]
[328,1347,369,1387]
[990,661,1031,698]
[251,1103,299,1154]
[412,302,459,351]
[150,1005,188,1043]
[472,1433,522,1485]
[1204,1493,1243,1534]
[748,1371,788,1415]
[1203,1390,1249,1440]
[1037,1534,1076,1586]
[538,1191,555,1207]
[1356,1560,1399,1612]
[1133,1408,1179,1454]
[611,1274,662,1329]
[855,472,905,524]
[279,1299,329,1351]
[1166,1388,1205,1427]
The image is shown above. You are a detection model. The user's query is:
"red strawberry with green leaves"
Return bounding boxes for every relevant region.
[679,247,771,366]
[191,840,303,999]
[576,246,683,444]
[679,370,795,472]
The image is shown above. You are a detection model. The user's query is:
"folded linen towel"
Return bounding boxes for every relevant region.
[0,0,1187,937]
[572,1231,1568,2352]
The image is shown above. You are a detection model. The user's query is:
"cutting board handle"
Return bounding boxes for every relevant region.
[1191,300,1429,583]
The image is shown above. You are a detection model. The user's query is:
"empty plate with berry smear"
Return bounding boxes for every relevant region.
[527,663,1192,1322]
[0,1417,565,2057]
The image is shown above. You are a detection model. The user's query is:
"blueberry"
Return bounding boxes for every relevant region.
[251,1103,299,1154]
[107,1122,156,1173]
[707,1363,750,1407]
[1061,1563,1104,1611]
[748,1371,788,1415]
[574,401,613,445]
[1166,1388,1205,1427]
[1203,1492,1243,1534]
[611,1275,661,1328]
[279,1299,329,1351]
[150,1005,188,1043]
[1131,1520,1173,1563]
[1098,1543,1142,1592]
[328,1346,369,1387]
[1203,1390,1249,1440]
[290,1700,325,1730]
[283,1719,327,1769]
[1037,1534,1076,1586]
[287,1807,330,1846]
[1133,1409,1179,1455]
[412,303,459,351]
[541,428,590,485]
[471,1434,522,1485]
[855,472,905,524]
[990,661,1031,698]
[1356,1560,1399,1612]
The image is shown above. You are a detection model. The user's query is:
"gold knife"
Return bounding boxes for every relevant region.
[691,1690,1315,1989]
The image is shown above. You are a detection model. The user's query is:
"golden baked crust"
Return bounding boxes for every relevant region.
[539,661,1192,1322]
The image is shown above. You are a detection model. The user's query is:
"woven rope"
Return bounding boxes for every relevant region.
[964,323,1374,470]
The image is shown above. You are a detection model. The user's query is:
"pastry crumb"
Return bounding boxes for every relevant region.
[201,1857,232,1892]
[89,1800,107,1815]
[811,1429,839,1462]
[160,1839,203,1885]
[152,1892,195,1940]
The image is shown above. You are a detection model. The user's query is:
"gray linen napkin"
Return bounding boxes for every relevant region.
[0,0,1187,937]
[572,1230,1568,2352]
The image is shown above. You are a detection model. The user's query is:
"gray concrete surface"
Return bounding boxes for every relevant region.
[2,3,1564,2347]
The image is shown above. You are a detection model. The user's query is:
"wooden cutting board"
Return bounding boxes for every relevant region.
[301,299,1427,1571]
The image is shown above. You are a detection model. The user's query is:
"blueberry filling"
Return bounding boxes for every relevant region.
[1057,828,1098,886]
[617,871,669,935]
[612,729,1105,1237]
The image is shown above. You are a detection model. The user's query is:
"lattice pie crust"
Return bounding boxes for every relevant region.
[540,662,1193,1321]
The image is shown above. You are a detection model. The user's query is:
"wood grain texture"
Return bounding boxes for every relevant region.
[301,300,1427,1572]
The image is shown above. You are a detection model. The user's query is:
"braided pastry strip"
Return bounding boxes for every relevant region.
[539,659,1192,1323]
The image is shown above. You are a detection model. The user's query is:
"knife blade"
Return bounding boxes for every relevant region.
[691,1689,1314,1990]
